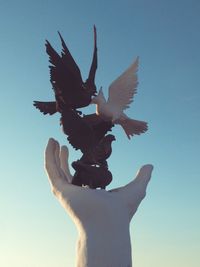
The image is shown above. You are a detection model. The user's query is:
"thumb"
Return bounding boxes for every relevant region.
[111,164,153,220]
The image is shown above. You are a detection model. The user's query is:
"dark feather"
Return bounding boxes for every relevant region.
[33,101,57,115]
[80,134,115,166]
[61,111,113,155]
[61,110,96,152]
[58,31,82,80]
[85,25,97,95]
[72,161,112,189]
[82,114,113,141]
[34,27,98,115]
[46,39,83,109]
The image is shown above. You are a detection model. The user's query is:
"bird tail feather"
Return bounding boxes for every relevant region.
[117,118,148,139]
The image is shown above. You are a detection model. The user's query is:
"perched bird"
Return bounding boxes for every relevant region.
[71,161,113,189]
[80,134,116,167]
[91,57,148,139]
[61,110,113,163]
[60,110,114,189]
[34,26,97,115]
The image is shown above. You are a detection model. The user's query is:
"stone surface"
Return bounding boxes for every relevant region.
[45,138,153,267]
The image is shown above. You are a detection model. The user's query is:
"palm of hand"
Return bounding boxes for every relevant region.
[45,138,153,267]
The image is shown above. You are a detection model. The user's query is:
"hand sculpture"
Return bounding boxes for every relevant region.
[45,138,153,267]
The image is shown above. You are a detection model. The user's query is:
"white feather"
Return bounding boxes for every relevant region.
[91,57,148,138]
[107,57,139,112]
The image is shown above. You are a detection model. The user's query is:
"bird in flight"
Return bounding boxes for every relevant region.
[34,26,97,115]
[91,57,148,139]
[60,111,114,165]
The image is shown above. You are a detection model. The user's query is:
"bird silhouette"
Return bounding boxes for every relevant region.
[71,161,113,189]
[80,134,115,167]
[91,57,148,139]
[34,26,97,115]
[60,110,114,163]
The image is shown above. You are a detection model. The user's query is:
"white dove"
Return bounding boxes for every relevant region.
[91,57,148,139]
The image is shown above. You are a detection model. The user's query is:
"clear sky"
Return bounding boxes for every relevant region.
[0,0,200,266]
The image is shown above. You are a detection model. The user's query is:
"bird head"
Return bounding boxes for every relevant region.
[90,87,106,104]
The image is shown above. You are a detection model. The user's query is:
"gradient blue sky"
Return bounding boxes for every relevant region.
[0,0,200,266]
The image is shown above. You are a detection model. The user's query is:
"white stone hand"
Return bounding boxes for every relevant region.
[45,138,153,267]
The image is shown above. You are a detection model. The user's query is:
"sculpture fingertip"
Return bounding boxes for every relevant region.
[144,164,153,170]
[47,138,54,146]
[140,164,154,175]
[49,137,56,142]
[61,145,69,155]
[47,138,59,150]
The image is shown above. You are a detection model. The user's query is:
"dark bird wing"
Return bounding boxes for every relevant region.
[61,110,96,153]
[45,38,83,109]
[33,101,57,115]
[84,25,97,95]
[58,32,82,81]
[82,113,113,141]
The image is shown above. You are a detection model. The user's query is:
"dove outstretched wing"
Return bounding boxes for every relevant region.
[107,57,139,112]
[46,35,83,108]
[45,28,97,110]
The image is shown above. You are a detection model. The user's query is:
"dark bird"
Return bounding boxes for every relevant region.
[71,161,113,189]
[33,26,97,115]
[60,110,114,164]
[80,134,116,167]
